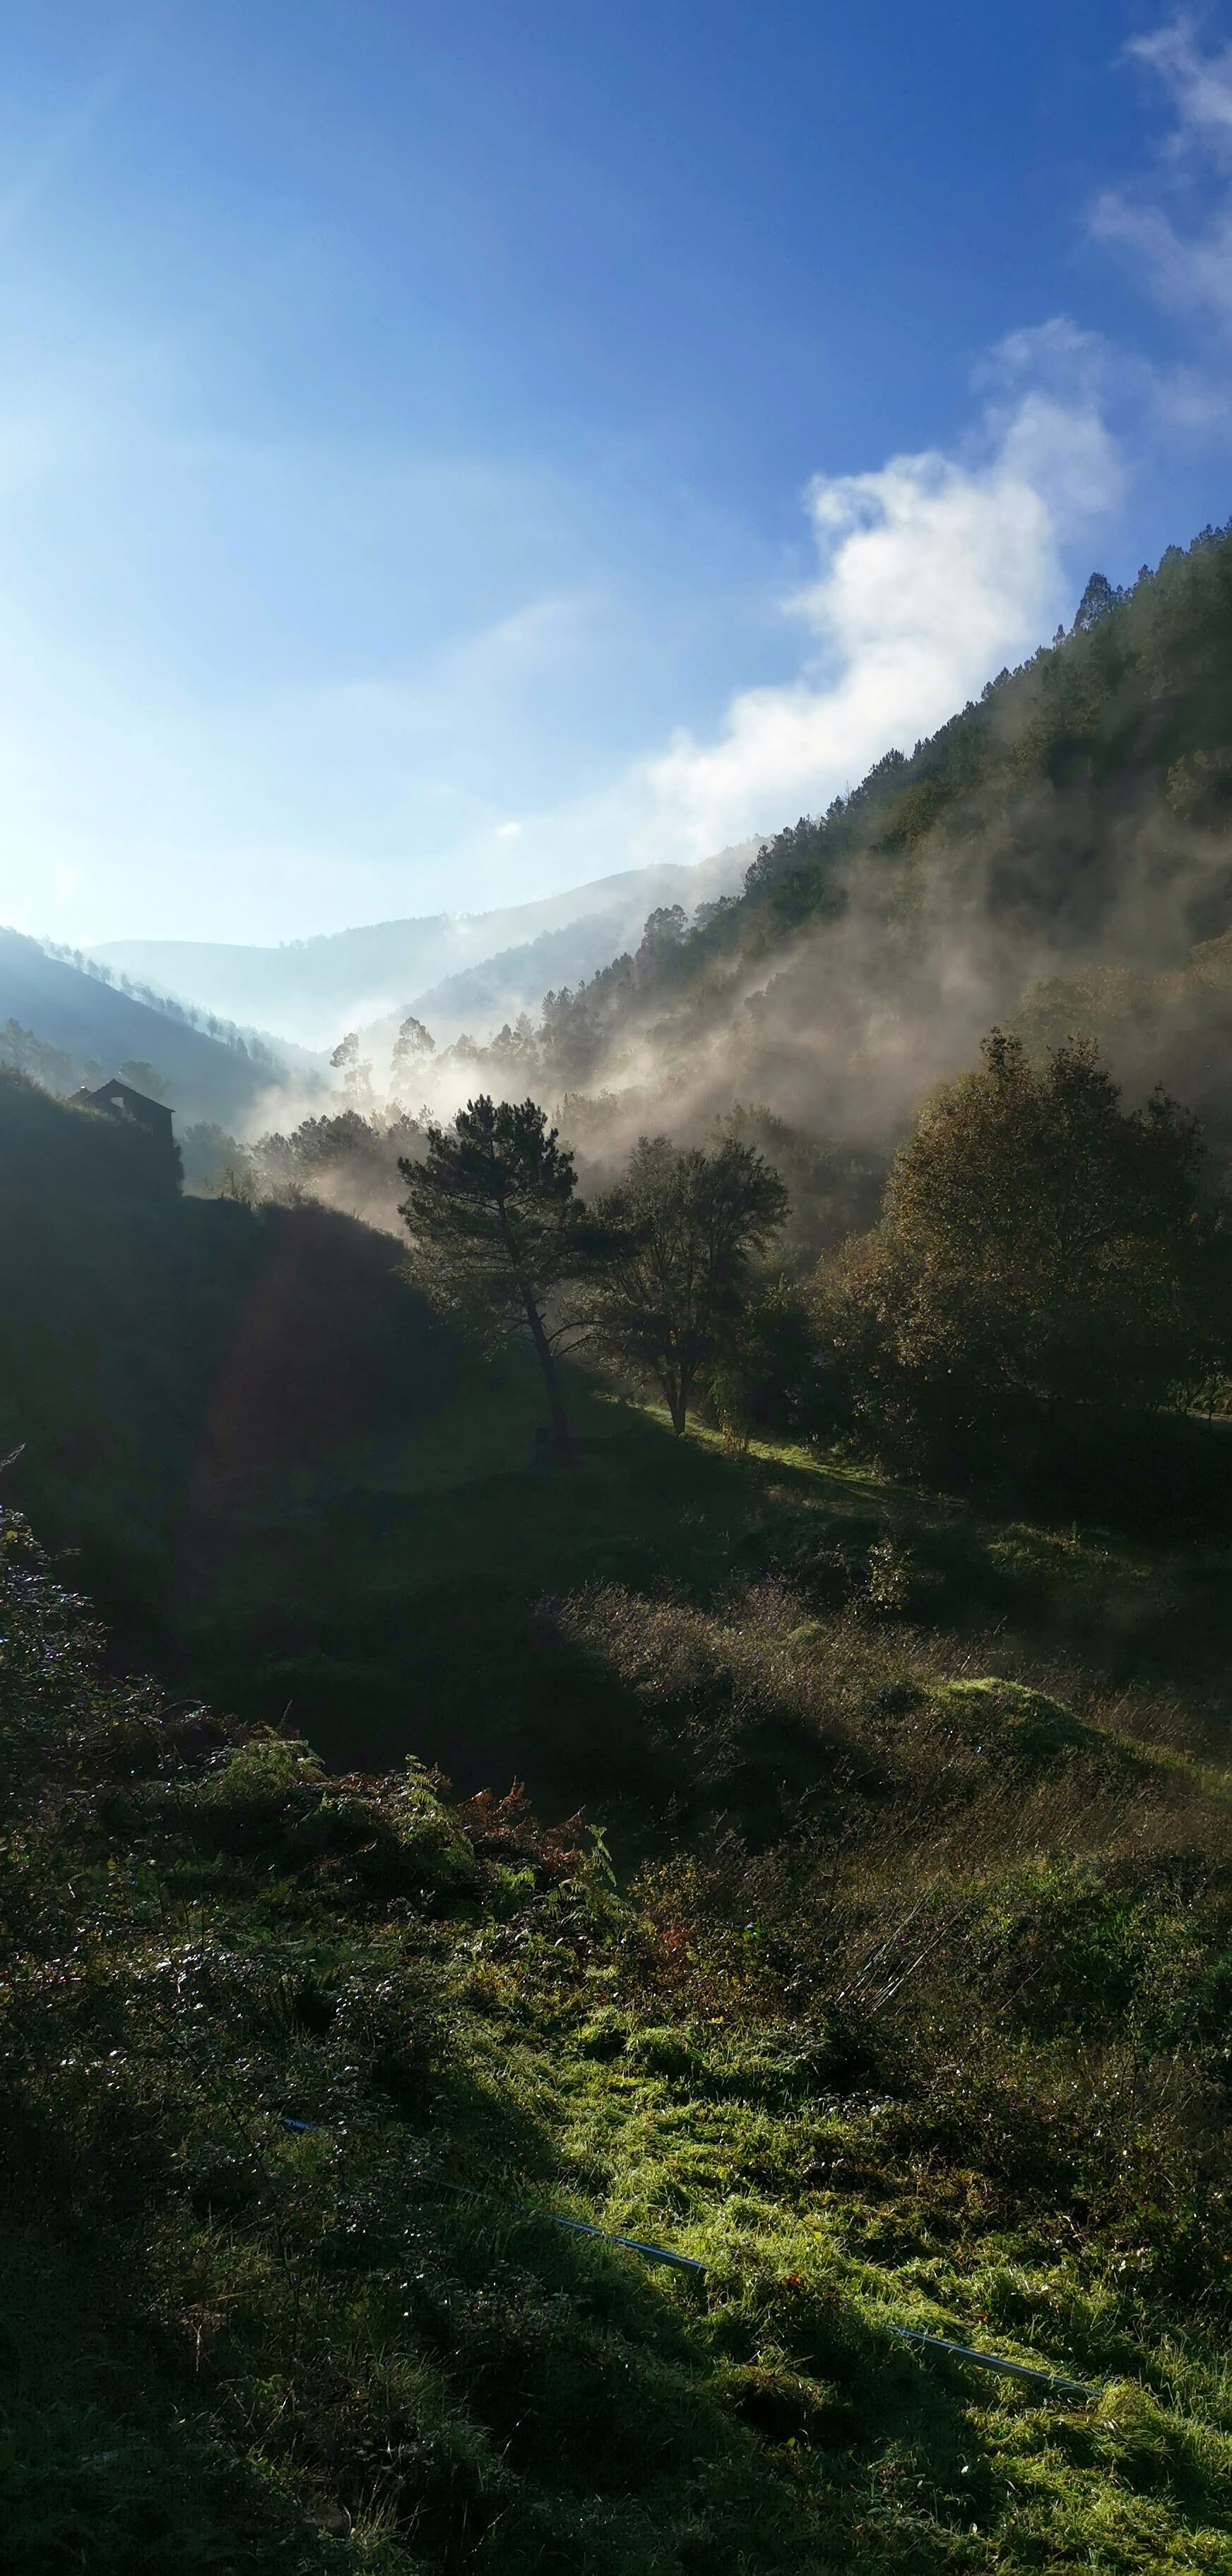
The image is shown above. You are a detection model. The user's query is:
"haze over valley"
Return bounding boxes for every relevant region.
[88,844,760,1049]
[6,12,1232,2575]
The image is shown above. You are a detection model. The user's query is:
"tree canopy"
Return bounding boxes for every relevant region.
[330,1030,374,1108]
[400,1095,590,1457]
[391,1015,435,1099]
[586,1133,789,1434]
[816,1030,1222,1459]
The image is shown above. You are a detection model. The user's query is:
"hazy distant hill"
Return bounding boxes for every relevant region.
[0,930,295,1128]
[92,846,759,1049]
[362,902,688,1056]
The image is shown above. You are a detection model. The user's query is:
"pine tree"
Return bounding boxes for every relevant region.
[399,1095,589,1460]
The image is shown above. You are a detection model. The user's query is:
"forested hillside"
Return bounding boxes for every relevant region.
[366,904,676,1052]
[0,930,295,1128]
[485,532,1232,1158]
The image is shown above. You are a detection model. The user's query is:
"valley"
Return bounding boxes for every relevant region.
[4,529,1232,2574]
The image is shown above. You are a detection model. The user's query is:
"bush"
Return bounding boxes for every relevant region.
[184,1741,479,1902]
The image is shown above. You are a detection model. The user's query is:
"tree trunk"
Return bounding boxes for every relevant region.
[663,1367,687,1436]
[496,1193,577,1465]
[520,1282,576,1463]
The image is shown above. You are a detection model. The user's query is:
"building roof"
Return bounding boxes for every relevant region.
[73,1078,174,1133]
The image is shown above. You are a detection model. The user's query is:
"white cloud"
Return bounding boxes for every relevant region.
[1,28,1216,953]
[1094,196,1232,328]
[0,319,1126,944]
[636,362,1118,856]
[1129,18,1232,160]
[1093,19,1232,327]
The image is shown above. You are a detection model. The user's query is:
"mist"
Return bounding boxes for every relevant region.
[218,771,1232,1258]
[181,524,1232,1279]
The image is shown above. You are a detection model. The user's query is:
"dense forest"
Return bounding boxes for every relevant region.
[4,524,1232,2573]
[382,529,1232,1176]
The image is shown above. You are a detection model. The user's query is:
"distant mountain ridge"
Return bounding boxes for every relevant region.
[91,845,759,1049]
[362,881,754,1057]
[0,929,297,1129]
[399,907,640,1046]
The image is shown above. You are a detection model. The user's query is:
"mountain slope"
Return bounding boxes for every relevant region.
[0,931,293,1127]
[359,902,696,1061]
[400,906,664,1045]
[531,533,1232,1150]
[92,845,758,1048]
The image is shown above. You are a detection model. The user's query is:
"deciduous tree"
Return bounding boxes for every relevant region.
[815,1030,1221,1459]
[330,1030,374,1109]
[586,1134,788,1435]
[391,1016,434,1099]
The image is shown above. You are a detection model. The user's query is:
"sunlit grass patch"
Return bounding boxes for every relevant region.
[4,1384,1232,2576]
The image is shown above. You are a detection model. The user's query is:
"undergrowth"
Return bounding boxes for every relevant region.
[2,1502,1231,2572]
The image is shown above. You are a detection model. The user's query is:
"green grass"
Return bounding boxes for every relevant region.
[150,1358,1232,1811]
[0,2229,349,2574]
[7,1853,1230,2572]
[3,1472,1231,2574]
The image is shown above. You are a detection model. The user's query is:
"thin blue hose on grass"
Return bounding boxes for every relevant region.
[889,2324,1094,2397]
[276,2111,1092,2384]
[541,2212,706,2274]
[277,2114,701,2268]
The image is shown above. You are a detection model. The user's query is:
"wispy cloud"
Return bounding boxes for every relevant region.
[0,70,124,251]
[636,349,1119,856]
[1129,16,1232,158]
[1093,18,1232,327]
[0,348,618,941]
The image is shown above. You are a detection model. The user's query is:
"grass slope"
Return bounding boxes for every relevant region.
[156,1363,1232,1808]
[2,1485,1230,2574]
[1,1052,1228,1811]
[6,1059,1232,2570]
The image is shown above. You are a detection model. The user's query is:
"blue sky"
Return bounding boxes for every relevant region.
[1,2,1231,943]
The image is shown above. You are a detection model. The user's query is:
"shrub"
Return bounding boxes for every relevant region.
[183,1741,479,1903]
